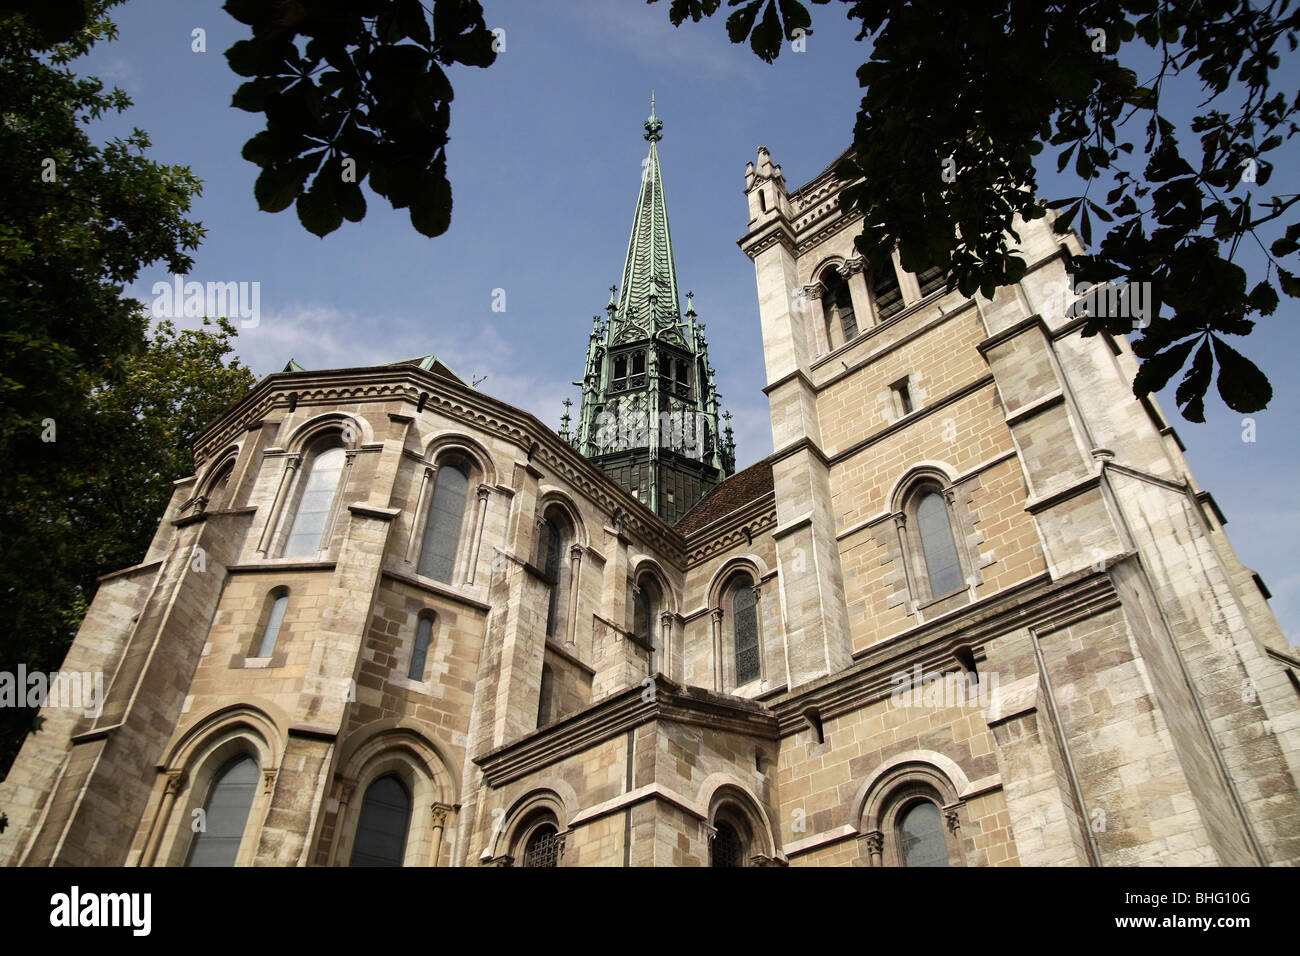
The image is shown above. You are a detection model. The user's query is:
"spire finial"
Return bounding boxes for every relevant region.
[644,92,663,142]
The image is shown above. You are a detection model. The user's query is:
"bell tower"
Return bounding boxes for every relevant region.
[565,99,734,524]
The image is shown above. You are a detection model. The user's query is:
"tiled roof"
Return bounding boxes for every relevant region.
[675,456,774,535]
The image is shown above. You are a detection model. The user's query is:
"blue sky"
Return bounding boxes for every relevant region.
[79,1,1298,645]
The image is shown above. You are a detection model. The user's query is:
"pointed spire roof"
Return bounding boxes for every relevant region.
[612,95,681,337]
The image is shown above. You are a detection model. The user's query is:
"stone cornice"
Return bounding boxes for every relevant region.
[767,568,1121,735]
[685,496,778,568]
[188,361,686,561]
[474,676,777,787]
[736,219,798,260]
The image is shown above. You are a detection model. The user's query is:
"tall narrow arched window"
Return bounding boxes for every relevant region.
[408,615,434,680]
[869,257,904,321]
[731,577,760,686]
[633,581,657,646]
[349,775,411,867]
[185,754,258,867]
[898,800,949,867]
[916,491,964,597]
[823,270,858,343]
[205,460,235,510]
[417,463,469,583]
[284,443,347,557]
[256,589,289,658]
[538,513,568,638]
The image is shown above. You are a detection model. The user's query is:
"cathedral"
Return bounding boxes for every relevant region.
[3,104,1298,868]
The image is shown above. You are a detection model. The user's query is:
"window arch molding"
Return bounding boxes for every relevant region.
[489,786,578,866]
[420,433,498,487]
[702,781,778,867]
[410,450,479,584]
[810,255,848,287]
[404,435,497,586]
[191,445,241,513]
[533,492,588,645]
[265,417,366,559]
[629,557,677,676]
[284,411,372,454]
[705,558,768,693]
[853,757,969,867]
[534,491,587,550]
[816,259,860,349]
[886,464,981,609]
[146,702,286,867]
[704,555,769,611]
[329,722,458,867]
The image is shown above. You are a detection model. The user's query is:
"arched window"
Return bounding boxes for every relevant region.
[417,462,469,583]
[185,754,258,867]
[897,800,949,867]
[822,270,858,344]
[711,821,744,867]
[255,589,289,658]
[916,491,964,597]
[284,443,347,557]
[633,574,664,672]
[205,459,235,510]
[633,580,657,646]
[408,615,434,681]
[536,507,573,639]
[730,576,760,686]
[349,774,412,867]
[519,818,563,867]
[868,257,904,321]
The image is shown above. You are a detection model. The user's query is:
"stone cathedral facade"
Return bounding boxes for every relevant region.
[3,112,1299,868]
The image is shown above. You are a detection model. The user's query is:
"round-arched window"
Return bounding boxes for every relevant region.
[897,800,949,867]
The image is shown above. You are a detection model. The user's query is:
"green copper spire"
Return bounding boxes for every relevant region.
[569,101,735,524]
[610,94,681,344]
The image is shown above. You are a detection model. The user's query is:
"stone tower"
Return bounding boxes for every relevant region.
[567,99,735,524]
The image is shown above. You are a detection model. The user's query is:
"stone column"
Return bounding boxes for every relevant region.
[139,770,186,866]
[405,465,435,563]
[325,778,357,866]
[865,829,883,866]
[803,283,828,354]
[658,611,674,678]
[566,544,583,648]
[710,608,724,692]
[465,483,491,585]
[842,256,872,330]
[257,453,300,554]
[429,803,453,866]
